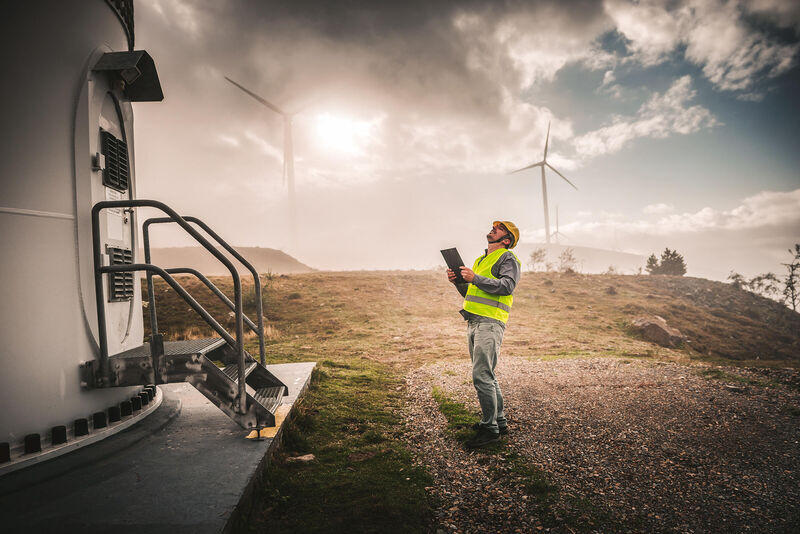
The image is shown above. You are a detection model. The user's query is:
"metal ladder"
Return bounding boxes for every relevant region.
[82,199,287,429]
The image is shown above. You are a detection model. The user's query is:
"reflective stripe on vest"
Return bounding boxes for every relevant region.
[464,294,511,312]
[462,248,520,323]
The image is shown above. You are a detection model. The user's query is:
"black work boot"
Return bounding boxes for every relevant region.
[465,427,501,448]
[471,422,509,435]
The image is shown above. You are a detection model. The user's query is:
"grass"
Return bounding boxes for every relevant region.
[431,386,480,442]
[240,360,433,533]
[698,367,773,388]
[430,387,557,499]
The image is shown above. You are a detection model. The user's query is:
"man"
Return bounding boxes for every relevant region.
[447,221,521,448]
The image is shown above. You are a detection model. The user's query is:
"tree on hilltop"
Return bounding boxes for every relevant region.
[646,254,659,274]
[646,248,687,276]
[783,244,800,311]
[728,244,799,311]
[728,271,781,299]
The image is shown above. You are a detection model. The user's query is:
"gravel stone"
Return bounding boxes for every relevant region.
[404,357,800,533]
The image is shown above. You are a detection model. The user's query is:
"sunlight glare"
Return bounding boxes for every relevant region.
[315,112,378,156]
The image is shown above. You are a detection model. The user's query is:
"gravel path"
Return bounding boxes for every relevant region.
[404,357,800,533]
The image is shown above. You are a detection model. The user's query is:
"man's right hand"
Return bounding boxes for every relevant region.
[446,269,457,283]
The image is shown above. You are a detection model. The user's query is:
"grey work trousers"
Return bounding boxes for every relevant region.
[467,318,507,432]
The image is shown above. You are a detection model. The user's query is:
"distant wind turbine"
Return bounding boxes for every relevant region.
[550,205,569,243]
[510,121,578,245]
[224,76,301,245]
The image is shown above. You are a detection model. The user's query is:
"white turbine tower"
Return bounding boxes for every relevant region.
[225,76,300,246]
[510,121,577,245]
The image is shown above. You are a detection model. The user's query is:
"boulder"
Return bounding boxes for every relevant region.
[631,315,685,347]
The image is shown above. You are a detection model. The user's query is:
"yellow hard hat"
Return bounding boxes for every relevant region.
[492,220,520,249]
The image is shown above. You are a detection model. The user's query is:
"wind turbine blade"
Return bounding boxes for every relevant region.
[508,161,543,174]
[224,76,285,115]
[543,121,551,161]
[546,162,578,190]
[282,151,287,186]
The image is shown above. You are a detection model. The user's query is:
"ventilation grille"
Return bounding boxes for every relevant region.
[107,247,134,302]
[101,129,130,192]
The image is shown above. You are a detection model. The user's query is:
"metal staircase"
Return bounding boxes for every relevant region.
[81,199,287,430]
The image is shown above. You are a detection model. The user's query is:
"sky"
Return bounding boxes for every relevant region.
[132,0,800,280]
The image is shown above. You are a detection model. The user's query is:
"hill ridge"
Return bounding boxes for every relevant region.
[144,246,315,275]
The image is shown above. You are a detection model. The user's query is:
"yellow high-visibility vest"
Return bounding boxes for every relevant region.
[463,248,520,323]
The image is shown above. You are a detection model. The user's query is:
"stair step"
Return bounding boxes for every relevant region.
[163,338,226,356]
[109,338,227,359]
[253,386,284,414]
[221,362,258,382]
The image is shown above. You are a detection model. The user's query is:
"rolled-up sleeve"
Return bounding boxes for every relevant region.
[470,252,520,296]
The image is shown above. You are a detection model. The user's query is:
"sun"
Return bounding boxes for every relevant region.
[314,112,378,156]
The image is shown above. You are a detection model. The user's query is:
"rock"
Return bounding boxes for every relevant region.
[631,315,686,347]
[286,453,316,463]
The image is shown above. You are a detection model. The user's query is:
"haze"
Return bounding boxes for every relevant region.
[133,0,800,280]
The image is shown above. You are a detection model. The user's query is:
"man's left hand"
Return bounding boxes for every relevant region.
[460,267,475,282]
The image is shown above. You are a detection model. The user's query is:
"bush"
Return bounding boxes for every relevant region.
[558,248,578,273]
[528,247,547,271]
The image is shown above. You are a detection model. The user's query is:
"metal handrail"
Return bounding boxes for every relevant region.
[91,200,246,413]
[143,216,267,365]
[164,267,259,333]
[102,264,236,345]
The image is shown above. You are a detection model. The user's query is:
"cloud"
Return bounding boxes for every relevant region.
[243,131,283,163]
[568,189,799,236]
[217,134,240,147]
[519,189,800,279]
[684,2,798,92]
[604,0,682,65]
[459,2,615,90]
[604,0,800,94]
[745,0,800,32]
[643,203,674,214]
[572,75,718,158]
[135,0,798,186]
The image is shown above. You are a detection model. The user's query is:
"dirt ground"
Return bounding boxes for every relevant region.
[405,356,800,533]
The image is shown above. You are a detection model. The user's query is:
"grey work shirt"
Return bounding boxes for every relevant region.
[456,249,521,326]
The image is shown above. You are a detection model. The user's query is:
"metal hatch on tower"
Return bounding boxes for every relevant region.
[75,50,163,353]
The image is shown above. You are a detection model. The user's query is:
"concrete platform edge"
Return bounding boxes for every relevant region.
[224,361,317,534]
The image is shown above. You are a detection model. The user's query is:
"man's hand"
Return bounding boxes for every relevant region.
[460,267,475,283]
[446,269,457,283]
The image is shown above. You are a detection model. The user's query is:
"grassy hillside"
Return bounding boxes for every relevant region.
[144,271,800,367]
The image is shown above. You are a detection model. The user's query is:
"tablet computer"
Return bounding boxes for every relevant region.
[440,248,467,284]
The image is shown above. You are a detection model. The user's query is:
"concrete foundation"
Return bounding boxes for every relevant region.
[0,361,315,533]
